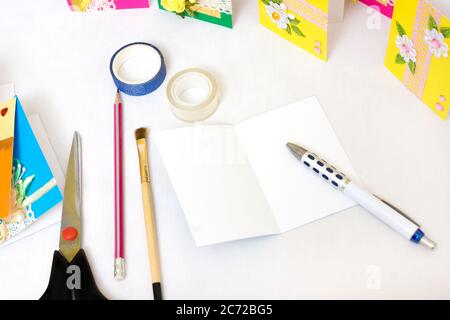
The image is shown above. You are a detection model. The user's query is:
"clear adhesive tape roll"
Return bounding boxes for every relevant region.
[166,68,220,122]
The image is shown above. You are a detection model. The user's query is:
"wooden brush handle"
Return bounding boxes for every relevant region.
[140,181,161,283]
[136,136,163,299]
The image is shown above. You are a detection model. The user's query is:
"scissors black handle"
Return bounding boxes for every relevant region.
[40,249,108,300]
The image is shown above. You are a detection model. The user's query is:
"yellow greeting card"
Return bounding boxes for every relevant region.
[259,0,329,61]
[385,0,450,120]
[0,97,16,219]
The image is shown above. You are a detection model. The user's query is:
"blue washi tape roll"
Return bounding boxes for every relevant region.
[110,42,166,96]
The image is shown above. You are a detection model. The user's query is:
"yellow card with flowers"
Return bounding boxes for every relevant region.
[259,0,329,61]
[385,0,450,120]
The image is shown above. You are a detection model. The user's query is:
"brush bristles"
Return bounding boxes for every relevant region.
[135,128,148,140]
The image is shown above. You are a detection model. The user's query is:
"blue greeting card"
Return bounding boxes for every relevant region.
[0,97,63,244]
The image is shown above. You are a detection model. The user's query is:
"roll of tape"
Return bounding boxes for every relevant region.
[110,42,166,96]
[166,68,220,122]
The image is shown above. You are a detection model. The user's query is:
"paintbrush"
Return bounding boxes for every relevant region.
[135,128,163,300]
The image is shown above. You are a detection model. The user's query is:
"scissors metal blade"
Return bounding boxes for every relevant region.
[59,132,82,262]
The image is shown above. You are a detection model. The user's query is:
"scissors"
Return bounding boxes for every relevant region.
[40,132,107,300]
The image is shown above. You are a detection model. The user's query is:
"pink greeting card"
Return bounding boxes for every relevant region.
[359,0,395,18]
[67,0,149,11]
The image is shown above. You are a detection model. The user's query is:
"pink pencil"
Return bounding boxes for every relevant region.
[114,90,125,280]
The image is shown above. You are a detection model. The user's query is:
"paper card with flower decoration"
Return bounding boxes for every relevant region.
[67,0,149,11]
[0,97,63,245]
[157,0,232,28]
[359,0,395,18]
[258,0,345,61]
[385,0,450,120]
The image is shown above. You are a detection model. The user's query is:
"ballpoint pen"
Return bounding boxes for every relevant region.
[286,142,436,249]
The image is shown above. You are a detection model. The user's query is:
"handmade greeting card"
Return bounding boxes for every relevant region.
[67,0,149,11]
[385,0,450,120]
[0,96,63,245]
[259,0,347,61]
[158,0,233,28]
[0,98,16,219]
[359,0,395,18]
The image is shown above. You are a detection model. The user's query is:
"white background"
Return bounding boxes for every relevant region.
[0,0,449,300]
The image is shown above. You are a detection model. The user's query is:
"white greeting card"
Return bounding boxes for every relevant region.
[154,97,359,246]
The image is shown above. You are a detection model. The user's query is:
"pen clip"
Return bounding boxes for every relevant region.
[374,195,420,227]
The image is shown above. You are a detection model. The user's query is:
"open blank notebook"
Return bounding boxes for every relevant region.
[154,97,359,246]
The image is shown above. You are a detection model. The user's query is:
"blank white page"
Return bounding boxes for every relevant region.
[235,97,359,232]
[154,125,280,246]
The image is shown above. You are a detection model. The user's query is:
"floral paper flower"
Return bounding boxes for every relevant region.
[9,160,34,221]
[162,0,187,13]
[394,21,417,73]
[262,0,305,37]
[161,0,196,15]
[425,28,449,58]
[395,35,417,63]
[265,2,295,30]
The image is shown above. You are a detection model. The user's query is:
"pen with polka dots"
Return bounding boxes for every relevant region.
[287,142,436,249]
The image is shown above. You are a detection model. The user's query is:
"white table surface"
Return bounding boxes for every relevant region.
[1,0,449,300]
